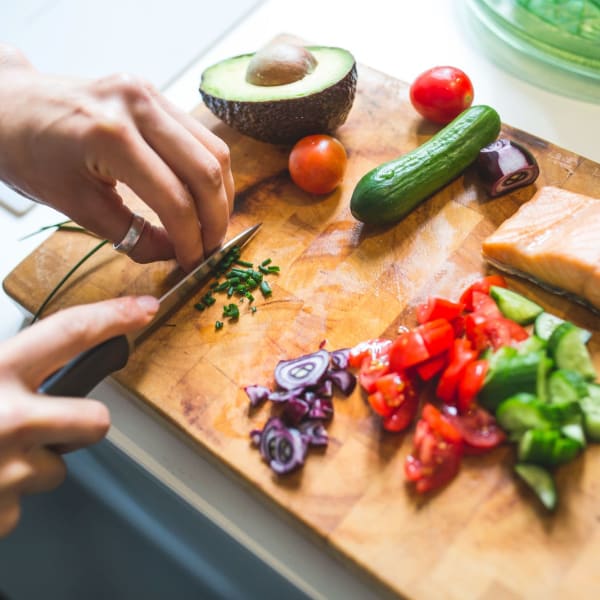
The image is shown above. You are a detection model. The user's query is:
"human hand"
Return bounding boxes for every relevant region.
[0,294,159,537]
[0,44,234,272]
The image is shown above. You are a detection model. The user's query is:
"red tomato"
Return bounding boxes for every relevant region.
[436,338,477,404]
[416,319,455,357]
[459,275,507,311]
[409,66,474,124]
[470,291,503,320]
[389,330,430,371]
[382,392,419,432]
[444,406,505,453]
[415,352,448,381]
[367,391,395,418]
[404,417,463,493]
[288,134,347,194]
[348,338,392,369]
[457,359,488,413]
[421,403,462,443]
[416,297,464,324]
[358,353,390,394]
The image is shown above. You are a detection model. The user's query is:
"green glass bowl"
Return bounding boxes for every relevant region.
[466,0,600,102]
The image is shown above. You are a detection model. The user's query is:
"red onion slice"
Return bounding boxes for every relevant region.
[327,369,357,396]
[298,420,329,446]
[274,349,330,390]
[244,384,271,408]
[282,397,310,426]
[477,138,539,197]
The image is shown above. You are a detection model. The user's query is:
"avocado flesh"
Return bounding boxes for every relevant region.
[199,46,357,144]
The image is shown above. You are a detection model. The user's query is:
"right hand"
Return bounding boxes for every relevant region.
[0,44,234,272]
[0,295,159,537]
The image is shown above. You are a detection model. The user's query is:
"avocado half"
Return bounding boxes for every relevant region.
[199,46,357,144]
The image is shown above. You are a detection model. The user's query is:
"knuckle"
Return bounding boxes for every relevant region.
[212,140,231,172]
[200,156,224,189]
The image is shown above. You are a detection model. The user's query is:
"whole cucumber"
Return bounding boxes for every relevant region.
[350,105,501,225]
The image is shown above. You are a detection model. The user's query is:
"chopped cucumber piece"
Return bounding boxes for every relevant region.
[514,464,557,510]
[548,369,589,404]
[518,429,581,467]
[534,312,564,341]
[561,419,586,447]
[496,393,552,435]
[490,285,544,325]
[548,322,597,381]
[516,335,546,355]
[480,351,545,412]
[580,384,600,442]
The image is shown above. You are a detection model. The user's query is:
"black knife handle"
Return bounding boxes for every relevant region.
[38,335,130,397]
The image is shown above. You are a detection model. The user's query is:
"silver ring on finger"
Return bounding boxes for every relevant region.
[113,213,146,255]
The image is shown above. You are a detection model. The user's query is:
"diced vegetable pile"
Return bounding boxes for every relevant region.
[247,274,599,511]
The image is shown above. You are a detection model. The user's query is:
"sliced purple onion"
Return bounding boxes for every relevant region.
[308,397,334,420]
[244,384,271,408]
[250,429,262,446]
[256,417,307,475]
[330,348,350,370]
[327,369,357,396]
[282,397,310,426]
[267,387,304,403]
[298,420,329,447]
[274,349,330,390]
[477,138,539,197]
[316,378,333,398]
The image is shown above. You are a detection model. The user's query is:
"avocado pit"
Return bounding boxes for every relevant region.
[245,42,318,86]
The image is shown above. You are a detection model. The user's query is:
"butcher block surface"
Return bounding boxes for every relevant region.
[5,51,600,599]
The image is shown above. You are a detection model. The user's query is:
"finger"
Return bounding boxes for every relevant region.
[5,395,110,450]
[90,124,205,271]
[62,179,176,264]
[20,448,67,494]
[0,296,158,385]
[148,90,235,213]
[136,102,230,253]
[0,493,20,538]
[0,449,66,495]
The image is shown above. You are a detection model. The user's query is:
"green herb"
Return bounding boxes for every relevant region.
[251,306,257,313]
[194,302,205,311]
[261,258,272,267]
[32,239,109,323]
[235,259,253,268]
[215,320,224,330]
[223,303,240,320]
[260,280,272,297]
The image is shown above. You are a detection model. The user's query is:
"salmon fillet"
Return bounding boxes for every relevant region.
[482,186,600,312]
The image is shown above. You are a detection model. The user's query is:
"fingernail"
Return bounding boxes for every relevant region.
[136,295,160,315]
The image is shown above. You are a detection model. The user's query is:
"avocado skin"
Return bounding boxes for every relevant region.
[200,64,357,145]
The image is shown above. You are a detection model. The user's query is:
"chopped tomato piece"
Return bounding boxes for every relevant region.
[436,339,477,404]
[464,312,489,352]
[457,359,489,413]
[485,317,528,350]
[416,297,464,324]
[404,415,462,493]
[374,372,411,408]
[416,352,448,381]
[382,392,419,432]
[368,391,395,418]
[416,318,455,357]
[444,406,505,453]
[450,315,465,338]
[421,403,462,443]
[389,329,430,372]
[358,352,390,394]
[460,275,507,311]
[349,338,392,368]
[471,290,503,320]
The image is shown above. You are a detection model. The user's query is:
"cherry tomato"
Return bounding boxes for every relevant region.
[457,359,488,413]
[416,319,455,357]
[288,134,347,194]
[404,417,463,493]
[382,392,419,433]
[415,352,448,381]
[416,297,464,324]
[444,406,505,453]
[436,338,477,404]
[358,352,390,394]
[348,338,392,369]
[409,66,474,124]
[459,275,507,311]
[389,330,430,371]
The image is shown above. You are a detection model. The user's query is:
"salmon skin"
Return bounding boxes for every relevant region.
[482,186,600,313]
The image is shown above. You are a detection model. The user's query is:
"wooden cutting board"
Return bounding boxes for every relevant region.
[5,49,600,599]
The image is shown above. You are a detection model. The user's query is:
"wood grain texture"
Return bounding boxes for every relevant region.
[4,57,600,599]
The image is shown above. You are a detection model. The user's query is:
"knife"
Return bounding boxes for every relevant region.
[38,223,262,397]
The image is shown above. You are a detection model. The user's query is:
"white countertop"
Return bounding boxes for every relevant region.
[1,1,599,598]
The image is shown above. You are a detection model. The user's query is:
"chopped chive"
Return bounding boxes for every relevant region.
[203,295,216,306]
[261,258,272,267]
[250,271,263,282]
[209,281,220,289]
[235,259,253,267]
[267,265,280,273]
[215,320,224,330]
[223,303,240,320]
[194,302,205,311]
[258,265,270,275]
[227,286,235,297]
[260,280,272,297]
[251,306,257,313]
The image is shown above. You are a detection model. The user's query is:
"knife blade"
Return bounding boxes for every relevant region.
[39,223,262,397]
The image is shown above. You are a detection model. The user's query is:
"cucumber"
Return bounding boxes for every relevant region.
[350,105,501,225]
[548,322,597,381]
[547,369,588,404]
[580,383,600,441]
[518,429,581,467]
[534,312,564,341]
[496,393,552,435]
[489,286,543,325]
[514,464,557,510]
